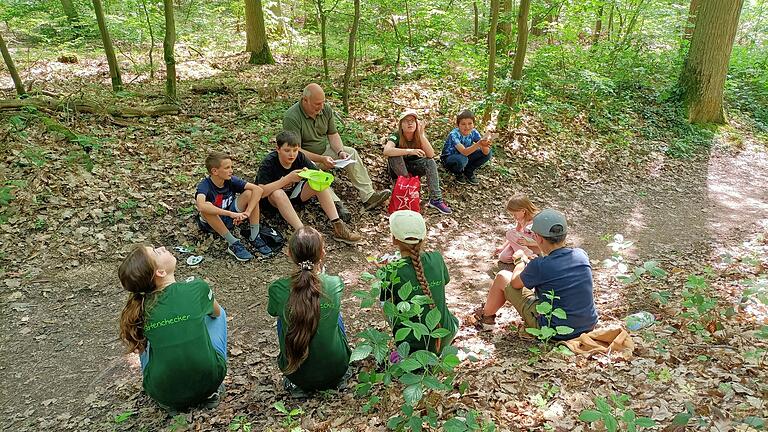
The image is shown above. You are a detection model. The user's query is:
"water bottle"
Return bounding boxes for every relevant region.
[625,311,655,331]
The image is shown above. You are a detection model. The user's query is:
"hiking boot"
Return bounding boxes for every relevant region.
[428,199,452,214]
[247,234,274,256]
[465,174,479,185]
[472,304,496,331]
[228,241,254,262]
[203,383,225,409]
[363,189,392,211]
[334,201,352,223]
[332,219,362,244]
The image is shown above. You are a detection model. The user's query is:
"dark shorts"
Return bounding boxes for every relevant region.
[196,198,239,234]
[260,182,312,214]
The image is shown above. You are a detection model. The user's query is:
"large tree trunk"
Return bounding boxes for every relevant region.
[315,0,329,81]
[683,0,700,41]
[92,0,123,92]
[0,31,26,96]
[163,0,177,102]
[498,0,530,129]
[482,0,501,123]
[342,0,360,114]
[679,0,744,124]
[245,0,275,64]
[60,0,79,22]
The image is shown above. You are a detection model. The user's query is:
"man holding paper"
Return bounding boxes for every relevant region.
[283,83,391,217]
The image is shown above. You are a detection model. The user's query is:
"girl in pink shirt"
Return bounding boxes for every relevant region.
[496,194,540,263]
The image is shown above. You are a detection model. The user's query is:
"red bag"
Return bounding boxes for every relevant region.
[388,176,421,214]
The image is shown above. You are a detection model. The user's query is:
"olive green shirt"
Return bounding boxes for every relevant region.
[282,101,338,155]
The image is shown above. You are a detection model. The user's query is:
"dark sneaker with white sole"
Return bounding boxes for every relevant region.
[228,241,253,262]
[248,234,274,256]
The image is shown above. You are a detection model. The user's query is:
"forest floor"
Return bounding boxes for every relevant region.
[1,53,767,432]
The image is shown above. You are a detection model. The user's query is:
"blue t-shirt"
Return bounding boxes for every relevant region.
[520,247,598,339]
[195,176,247,210]
[442,128,482,158]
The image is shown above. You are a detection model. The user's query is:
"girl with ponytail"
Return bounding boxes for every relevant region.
[268,227,351,394]
[382,210,459,354]
[118,244,227,413]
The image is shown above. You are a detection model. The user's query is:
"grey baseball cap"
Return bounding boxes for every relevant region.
[531,208,567,237]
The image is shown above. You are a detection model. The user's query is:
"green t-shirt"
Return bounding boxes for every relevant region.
[388,130,419,162]
[142,279,226,408]
[267,273,351,391]
[282,101,338,155]
[380,251,459,353]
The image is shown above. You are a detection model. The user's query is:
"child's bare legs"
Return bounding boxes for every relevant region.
[236,187,263,226]
[483,270,514,316]
[200,212,232,237]
[300,185,339,220]
[268,190,304,229]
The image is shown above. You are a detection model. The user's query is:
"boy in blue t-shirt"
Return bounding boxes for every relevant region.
[441,110,492,185]
[473,208,598,339]
[195,151,272,262]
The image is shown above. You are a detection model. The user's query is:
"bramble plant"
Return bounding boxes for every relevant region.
[352,262,493,431]
[579,394,656,432]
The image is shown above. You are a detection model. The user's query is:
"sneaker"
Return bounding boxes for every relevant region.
[247,234,274,256]
[465,174,479,185]
[428,199,452,214]
[454,174,468,184]
[472,304,496,331]
[334,201,352,223]
[283,377,310,399]
[332,219,362,244]
[203,383,225,409]
[363,189,392,211]
[228,241,253,262]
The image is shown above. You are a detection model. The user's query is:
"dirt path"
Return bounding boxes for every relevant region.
[2,124,766,431]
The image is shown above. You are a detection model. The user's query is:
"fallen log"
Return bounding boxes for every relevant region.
[0,97,179,117]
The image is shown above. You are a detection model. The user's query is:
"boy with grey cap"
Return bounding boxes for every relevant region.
[474,209,598,339]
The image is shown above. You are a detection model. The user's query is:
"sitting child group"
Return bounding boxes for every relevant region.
[117,84,599,413]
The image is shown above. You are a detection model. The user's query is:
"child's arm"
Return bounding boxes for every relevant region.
[259,169,305,197]
[383,139,426,158]
[210,299,222,317]
[494,239,510,254]
[453,130,485,156]
[419,121,435,158]
[195,194,245,220]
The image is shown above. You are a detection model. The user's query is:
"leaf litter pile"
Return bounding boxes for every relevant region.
[1,54,767,431]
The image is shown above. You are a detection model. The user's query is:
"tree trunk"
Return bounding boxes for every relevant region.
[315,0,329,81]
[60,0,79,22]
[606,2,614,41]
[473,1,479,44]
[619,0,646,48]
[679,0,744,124]
[342,0,360,114]
[0,31,25,96]
[499,0,512,49]
[498,0,530,129]
[92,0,123,92]
[592,4,603,45]
[683,0,700,41]
[141,0,155,80]
[483,0,500,123]
[245,0,275,64]
[163,0,177,102]
[405,0,413,47]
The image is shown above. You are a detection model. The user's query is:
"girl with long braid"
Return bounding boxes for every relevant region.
[267,226,351,395]
[381,210,459,354]
[118,245,227,413]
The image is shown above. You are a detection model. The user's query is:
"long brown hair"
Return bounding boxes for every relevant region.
[398,117,424,150]
[506,194,539,222]
[118,245,158,354]
[395,239,442,352]
[284,227,324,374]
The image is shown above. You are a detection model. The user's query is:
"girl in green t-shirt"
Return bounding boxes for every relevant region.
[381,210,459,354]
[118,244,227,412]
[268,227,351,395]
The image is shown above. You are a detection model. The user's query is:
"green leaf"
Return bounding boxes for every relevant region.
[443,418,469,432]
[634,417,656,427]
[398,283,413,300]
[404,383,424,406]
[604,415,619,432]
[422,375,446,390]
[622,409,636,423]
[400,373,422,385]
[407,415,423,432]
[742,417,765,428]
[442,354,460,369]
[411,322,430,339]
[431,328,451,338]
[595,397,611,414]
[536,302,553,315]
[395,327,412,342]
[114,411,135,424]
[410,295,433,305]
[540,326,557,340]
[386,416,404,429]
[397,301,411,313]
[383,301,397,318]
[525,327,541,336]
[578,410,603,422]
[360,272,375,281]
[671,412,692,425]
[273,401,287,414]
[551,308,567,320]
[398,358,422,372]
[349,345,373,362]
[426,308,442,330]
[555,325,574,335]
[414,350,439,367]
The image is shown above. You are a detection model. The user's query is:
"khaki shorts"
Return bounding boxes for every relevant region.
[504,285,540,330]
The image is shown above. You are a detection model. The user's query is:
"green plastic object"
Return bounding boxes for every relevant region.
[298,169,335,191]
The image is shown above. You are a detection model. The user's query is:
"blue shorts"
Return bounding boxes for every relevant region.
[196,198,240,234]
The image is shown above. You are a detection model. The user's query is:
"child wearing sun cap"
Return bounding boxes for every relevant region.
[378,210,459,354]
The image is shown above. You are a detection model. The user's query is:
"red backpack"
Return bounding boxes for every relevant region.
[387,176,421,214]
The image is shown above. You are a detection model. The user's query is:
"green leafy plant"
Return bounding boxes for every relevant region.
[525,290,574,344]
[228,414,252,431]
[273,401,303,428]
[168,414,188,431]
[680,274,721,336]
[113,410,135,424]
[579,394,655,432]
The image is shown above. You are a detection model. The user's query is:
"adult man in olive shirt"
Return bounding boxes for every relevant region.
[283,83,391,218]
